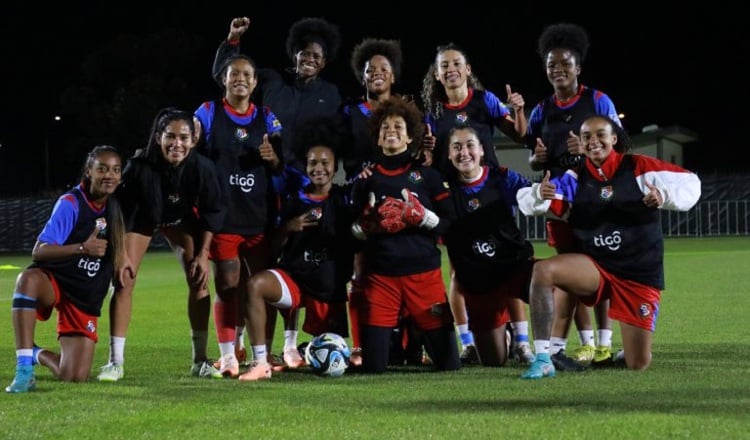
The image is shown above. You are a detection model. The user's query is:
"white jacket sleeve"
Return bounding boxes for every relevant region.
[516,183,552,216]
[635,163,702,211]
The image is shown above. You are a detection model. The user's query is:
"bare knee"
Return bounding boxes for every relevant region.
[58,366,91,382]
[626,352,652,371]
[14,269,51,296]
[531,260,556,286]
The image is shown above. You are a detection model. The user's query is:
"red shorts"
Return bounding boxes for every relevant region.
[37,272,99,342]
[270,269,349,337]
[546,219,579,253]
[461,259,535,332]
[362,268,452,331]
[583,258,661,332]
[210,233,267,261]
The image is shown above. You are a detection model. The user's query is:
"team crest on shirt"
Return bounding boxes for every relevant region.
[408,171,423,183]
[87,320,96,333]
[600,186,614,201]
[168,193,181,204]
[467,198,481,211]
[235,127,249,140]
[639,303,652,318]
[307,206,323,221]
[455,112,468,123]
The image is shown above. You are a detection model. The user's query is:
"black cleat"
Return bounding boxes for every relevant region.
[551,350,587,372]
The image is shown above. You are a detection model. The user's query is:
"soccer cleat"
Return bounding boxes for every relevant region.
[421,351,433,366]
[592,345,613,363]
[571,345,596,364]
[513,343,536,365]
[521,356,556,379]
[213,346,249,369]
[283,347,306,369]
[459,345,480,365]
[190,360,223,379]
[219,353,240,378]
[6,366,36,393]
[551,350,587,372]
[268,353,286,372]
[349,347,363,367]
[97,363,124,382]
[238,362,272,381]
[592,348,626,369]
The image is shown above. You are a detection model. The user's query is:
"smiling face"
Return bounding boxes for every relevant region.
[448,127,484,178]
[377,115,412,156]
[86,151,122,199]
[223,58,257,99]
[545,48,580,92]
[580,116,617,167]
[435,49,471,91]
[306,145,335,191]
[295,42,326,80]
[363,54,394,97]
[158,120,196,166]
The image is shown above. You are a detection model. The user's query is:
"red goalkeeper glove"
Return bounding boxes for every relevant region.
[376,196,408,233]
[400,189,439,230]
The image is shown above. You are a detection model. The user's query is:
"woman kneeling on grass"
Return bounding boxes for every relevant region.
[6,145,131,393]
[516,114,701,379]
[238,116,356,381]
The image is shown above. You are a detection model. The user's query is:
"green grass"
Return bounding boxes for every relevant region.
[1,237,749,439]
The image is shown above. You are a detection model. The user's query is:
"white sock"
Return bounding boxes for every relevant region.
[550,337,567,355]
[284,330,298,350]
[578,330,595,346]
[252,345,268,364]
[598,329,613,348]
[533,340,550,356]
[511,321,530,342]
[110,336,126,365]
[219,342,235,357]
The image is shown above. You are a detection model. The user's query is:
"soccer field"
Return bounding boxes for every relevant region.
[1,237,749,439]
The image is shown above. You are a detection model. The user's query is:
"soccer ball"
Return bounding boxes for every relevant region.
[304,332,351,377]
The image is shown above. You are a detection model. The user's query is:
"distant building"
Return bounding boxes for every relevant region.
[492,124,698,178]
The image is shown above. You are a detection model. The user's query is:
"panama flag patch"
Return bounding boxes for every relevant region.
[600,185,614,201]
[235,127,248,140]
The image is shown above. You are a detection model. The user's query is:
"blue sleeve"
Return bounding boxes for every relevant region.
[194,101,215,145]
[525,103,544,149]
[272,165,309,194]
[502,168,532,212]
[264,108,283,135]
[483,90,510,119]
[38,194,78,245]
[594,92,622,128]
[424,113,436,134]
[552,171,579,202]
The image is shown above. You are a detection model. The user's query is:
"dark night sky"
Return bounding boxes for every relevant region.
[1,6,747,195]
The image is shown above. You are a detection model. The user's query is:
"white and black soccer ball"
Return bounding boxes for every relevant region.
[304,332,351,377]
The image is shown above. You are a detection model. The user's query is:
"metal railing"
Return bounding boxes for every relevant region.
[1,198,748,252]
[517,200,750,240]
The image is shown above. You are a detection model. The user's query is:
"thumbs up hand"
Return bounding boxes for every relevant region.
[81,225,108,257]
[259,134,281,169]
[539,170,557,200]
[505,84,525,113]
[566,130,583,155]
